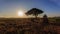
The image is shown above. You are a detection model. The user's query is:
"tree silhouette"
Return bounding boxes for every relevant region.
[26,8,43,18]
[42,14,49,25]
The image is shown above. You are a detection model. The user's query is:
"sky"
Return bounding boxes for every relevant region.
[0,0,60,18]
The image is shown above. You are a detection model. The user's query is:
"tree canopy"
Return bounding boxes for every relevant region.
[26,8,44,18]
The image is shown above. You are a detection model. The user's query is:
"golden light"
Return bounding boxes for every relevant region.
[18,10,24,17]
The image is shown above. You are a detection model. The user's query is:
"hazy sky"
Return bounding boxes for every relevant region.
[0,0,60,17]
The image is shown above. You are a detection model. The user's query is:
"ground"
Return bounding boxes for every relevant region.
[0,18,60,34]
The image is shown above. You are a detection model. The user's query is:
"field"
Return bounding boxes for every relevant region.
[0,18,60,34]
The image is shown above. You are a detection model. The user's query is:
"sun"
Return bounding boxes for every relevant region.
[18,10,24,17]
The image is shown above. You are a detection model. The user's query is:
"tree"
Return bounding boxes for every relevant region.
[43,14,49,25]
[25,8,43,18]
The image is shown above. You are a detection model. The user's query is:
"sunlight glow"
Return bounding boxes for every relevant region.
[18,10,24,17]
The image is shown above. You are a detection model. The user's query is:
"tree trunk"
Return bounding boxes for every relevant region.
[35,15,37,19]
